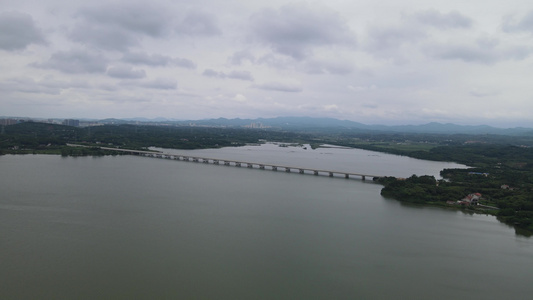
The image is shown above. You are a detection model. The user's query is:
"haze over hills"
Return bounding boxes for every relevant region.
[3,115,533,136]
[130,116,533,136]
[111,116,533,135]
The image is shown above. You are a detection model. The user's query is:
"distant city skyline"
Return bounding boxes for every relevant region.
[1,0,533,127]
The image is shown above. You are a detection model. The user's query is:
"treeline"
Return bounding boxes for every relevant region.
[0,122,311,154]
[380,175,467,204]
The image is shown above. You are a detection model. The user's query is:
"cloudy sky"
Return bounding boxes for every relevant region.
[2,0,533,126]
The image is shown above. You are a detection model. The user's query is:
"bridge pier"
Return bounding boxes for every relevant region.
[83,146,383,182]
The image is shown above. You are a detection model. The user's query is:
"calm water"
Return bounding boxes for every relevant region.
[152,143,467,178]
[1,145,532,299]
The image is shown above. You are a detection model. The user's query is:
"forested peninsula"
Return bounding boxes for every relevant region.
[2,122,532,235]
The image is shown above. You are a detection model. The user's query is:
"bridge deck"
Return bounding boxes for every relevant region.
[67,144,385,180]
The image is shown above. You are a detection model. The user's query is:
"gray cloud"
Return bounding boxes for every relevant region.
[122,52,196,69]
[227,70,254,81]
[250,4,356,59]
[107,66,146,79]
[174,58,197,69]
[69,3,172,51]
[202,69,254,81]
[469,88,500,97]
[413,10,473,29]
[427,38,531,64]
[503,11,533,33]
[69,25,139,52]
[366,25,426,52]
[364,10,472,60]
[301,60,353,75]
[122,51,172,66]
[253,81,302,92]
[31,49,108,73]
[77,4,170,37]
[228,50,256,65]
[141,78,177,90]
[250,53,353,75]
[175,11,222,36]
[203,69,224,78]
[0,11,46,51]
[38,77,90,89]
[119,77,177,90]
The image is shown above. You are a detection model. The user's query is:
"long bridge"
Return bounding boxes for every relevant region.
[68,144,384,181]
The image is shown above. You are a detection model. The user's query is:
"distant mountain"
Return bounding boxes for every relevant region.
[178,117,368,129]
[367,122,533,135]
[95,116,533,136]
[172,117,533,135]
[123,117,184,122]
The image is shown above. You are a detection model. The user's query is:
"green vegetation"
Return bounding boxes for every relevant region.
[2,121,532,235]
[0,122,311,155]
[377,144,533,235]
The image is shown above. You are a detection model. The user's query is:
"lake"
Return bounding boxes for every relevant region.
[1,144,532,299]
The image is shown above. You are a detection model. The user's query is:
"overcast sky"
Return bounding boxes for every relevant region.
[2,0,533,126]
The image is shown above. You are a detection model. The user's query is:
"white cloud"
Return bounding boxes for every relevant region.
[233,94,247,102]
[0,76,89,95]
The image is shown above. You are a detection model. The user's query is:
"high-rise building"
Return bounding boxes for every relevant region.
[62,119,80,127]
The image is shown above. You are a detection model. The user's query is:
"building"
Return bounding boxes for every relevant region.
[62,119,80,127]
[0,119,18,126]
[459,193,482,205]
[244,122,270,129]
